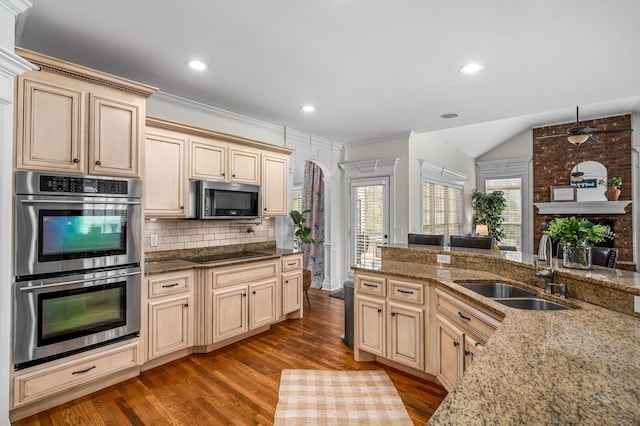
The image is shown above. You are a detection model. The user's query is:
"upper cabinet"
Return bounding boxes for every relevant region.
[14,48,156,177]
[146,118,292,218]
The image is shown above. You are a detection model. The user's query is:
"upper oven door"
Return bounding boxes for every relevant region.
[15,195,141,278]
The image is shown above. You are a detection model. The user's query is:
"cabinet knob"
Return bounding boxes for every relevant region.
[73,158,80,163]
[183,303,189,308]
[242,293,247,297]
[264,208,267,211]
[95,160,102,166]
[222,173,225,177]
[464,350,471,356]
[453,341,460,347]
[285,280,289,283]
[377,308,382,313]
[232,174,236,178]
[180,205,185,209]
[390,312,396,317]
[252,290,256,295]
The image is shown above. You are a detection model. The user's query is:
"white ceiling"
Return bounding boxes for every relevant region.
[15,1,640,157]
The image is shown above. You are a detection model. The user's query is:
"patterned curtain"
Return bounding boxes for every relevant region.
[302,161,325,288]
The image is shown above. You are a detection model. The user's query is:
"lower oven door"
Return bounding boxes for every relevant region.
[13,266,141,370]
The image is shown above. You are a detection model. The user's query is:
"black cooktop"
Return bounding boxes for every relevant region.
[180,251,271,264]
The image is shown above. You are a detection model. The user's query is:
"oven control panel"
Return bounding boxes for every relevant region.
[39,175,128,195]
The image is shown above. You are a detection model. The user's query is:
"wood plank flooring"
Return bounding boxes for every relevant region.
[13,288,447,425]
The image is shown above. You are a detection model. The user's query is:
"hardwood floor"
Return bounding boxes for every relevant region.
[13,288,447,425]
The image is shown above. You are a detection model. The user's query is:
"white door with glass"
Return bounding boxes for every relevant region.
[350,177,390,269]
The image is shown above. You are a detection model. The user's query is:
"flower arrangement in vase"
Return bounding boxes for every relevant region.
[545,217,613,269]
[605,177,622,201]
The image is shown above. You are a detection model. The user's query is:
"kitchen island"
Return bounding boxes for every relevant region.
[353,245,640,425]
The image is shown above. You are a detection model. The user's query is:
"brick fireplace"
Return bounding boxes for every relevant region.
[532,114,633,267]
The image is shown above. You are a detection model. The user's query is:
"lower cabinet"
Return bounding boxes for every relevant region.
[355,273,426,371]
[435,287,500,391]
[213,285,248,342]
[281,254,303,316]
[146,270,194,361]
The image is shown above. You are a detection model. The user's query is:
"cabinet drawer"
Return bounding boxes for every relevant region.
[13,341,138,407]
[282,255,302,272]
[436,289,499,341]
[356,274,386,297]
[148,271,192,298]
[389,279,424,304]
[211,260,278,288]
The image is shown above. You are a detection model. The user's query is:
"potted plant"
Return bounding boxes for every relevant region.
[472,190,506,242]
[289,209,315,251]
[605,176,622,201]
[545,217,613,269]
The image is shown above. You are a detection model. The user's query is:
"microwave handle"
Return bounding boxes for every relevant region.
[20,199,141,205]
[19,272,141,292]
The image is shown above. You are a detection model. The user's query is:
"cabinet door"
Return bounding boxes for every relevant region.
[356,297,385,356]
[437,315,464,392]
[148,295,192,360]
[89,93,141,177]
[16,76,86,173]
[229,147,260,184]
[250,279,277,329]
[464,335,483,372]
[282,272,302,314]
[388,302,424,370]
[212,286,248,342]
[261,154,288,216]
[189,138,227,180]
[144,130,187,217]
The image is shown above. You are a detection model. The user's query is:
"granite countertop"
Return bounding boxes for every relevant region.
[144,246,299,275]
[353,259,640,425]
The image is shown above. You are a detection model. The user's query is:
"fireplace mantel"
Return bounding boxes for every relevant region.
[533,201,632,215]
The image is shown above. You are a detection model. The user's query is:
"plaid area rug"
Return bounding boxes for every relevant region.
[274,369,412,425]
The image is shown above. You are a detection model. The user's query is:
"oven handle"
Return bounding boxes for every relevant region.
[19,272,141,292]
[20,199,141,205]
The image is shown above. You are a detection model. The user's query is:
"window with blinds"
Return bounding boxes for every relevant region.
[421,181,462,239]
[292,185,303,212]
[486,177,522,250]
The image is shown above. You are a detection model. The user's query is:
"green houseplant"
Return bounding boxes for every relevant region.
[545,217,613,269]
[472,190,506,242]
[290,209,315,250]
[605,177,622,201]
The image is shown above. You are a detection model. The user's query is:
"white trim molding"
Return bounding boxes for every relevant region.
[339,157,399,177]
[0,46,36,83]
[420,159,468,189]
[0,0,31,15]
[533,201,632,215]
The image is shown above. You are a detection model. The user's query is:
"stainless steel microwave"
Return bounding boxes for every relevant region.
[195,181,260,219]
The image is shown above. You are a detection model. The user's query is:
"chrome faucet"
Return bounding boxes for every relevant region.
[545,282,567,299]
[534,234,554,284]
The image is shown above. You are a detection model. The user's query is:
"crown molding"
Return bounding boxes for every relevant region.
[345,132,412,147]
[0,0,31,15]
[285,127,343,151]
[151,91,283,133]
[339,157,399,177]
[0,46,36,77]
[476,156,531,176]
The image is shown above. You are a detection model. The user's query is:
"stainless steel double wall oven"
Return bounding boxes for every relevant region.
[13,171,142,370]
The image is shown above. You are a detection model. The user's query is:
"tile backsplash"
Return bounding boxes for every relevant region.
[144,218,275,253]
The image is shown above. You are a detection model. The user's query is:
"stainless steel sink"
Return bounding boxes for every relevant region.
[458,282,537,298]
[493,298,572,311]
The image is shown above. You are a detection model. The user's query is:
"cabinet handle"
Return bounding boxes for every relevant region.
[391,312,396,317]
[222,173,225,177]
[458,312,471,321]
[464,350,471,356]
[180,205,185,209]
[475,342,481,347]
[364,283,377,288]
[95,160,102,166]
[162,283,179,288]
[73,158,80,163]
[453,341,460,347]
[285,280,289,283]
[242,293,247,297]
[183,303,189,308]
[287,262,296,266]
[252,290,256,295]
[72,365,96,375]
[264,208,267,211]
[232,174,236,178]
[398,289,414,295]
[377,308,382,313]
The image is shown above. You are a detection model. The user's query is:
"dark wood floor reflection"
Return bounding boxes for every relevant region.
[14,288,447,425]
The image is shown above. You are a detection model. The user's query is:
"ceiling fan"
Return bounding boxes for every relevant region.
[536,106,633,146]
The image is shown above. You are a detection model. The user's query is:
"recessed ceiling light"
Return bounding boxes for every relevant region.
[186,59,208,71]
[300,105,315,113]
[459,63,484,74]
[441,113,459,119]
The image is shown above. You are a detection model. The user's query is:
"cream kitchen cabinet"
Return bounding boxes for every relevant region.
[354,273,425,371]
[229,147,260,184]
[435,288,500,391]
[144,128,188,218]
[188,137,228,181]
[261,154,289,216]
[15,48,155,177]
[145,271,194,362]
[281,254,303,316]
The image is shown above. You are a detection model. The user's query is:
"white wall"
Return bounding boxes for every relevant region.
[408,132,477,236]
[1,2,36,424]
[476,129,533,162]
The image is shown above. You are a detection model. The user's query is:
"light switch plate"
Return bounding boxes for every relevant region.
[268,228,274,237]
[150,234,158,247]
[437,254,451,264]
[634,295,640,314]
